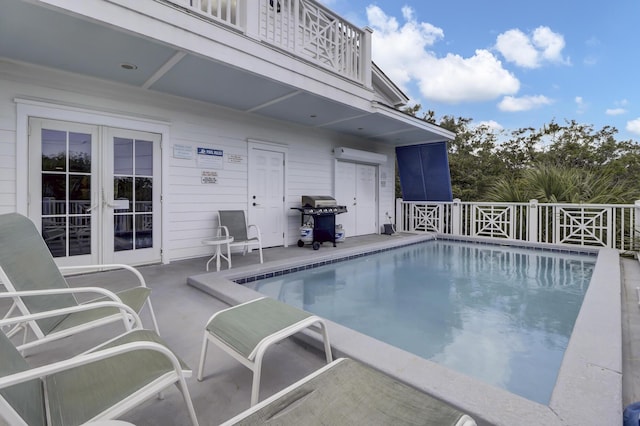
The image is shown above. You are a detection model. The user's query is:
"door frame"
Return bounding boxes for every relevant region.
[15,98,172,264]
[333,159,380,236]
[247,139,288,247]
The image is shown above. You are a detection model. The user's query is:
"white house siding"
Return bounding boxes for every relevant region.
[0,60,395,264]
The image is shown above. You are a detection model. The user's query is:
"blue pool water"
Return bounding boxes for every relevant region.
[248,240,595,404]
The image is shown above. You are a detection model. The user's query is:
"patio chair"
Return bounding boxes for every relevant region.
[0,310,199,426]
[197,297,333,406]
[218,210,263,264]
[221,358,476,426]
[0,212,160,352]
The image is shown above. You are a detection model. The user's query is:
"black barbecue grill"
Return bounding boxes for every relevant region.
[292,196,347,250]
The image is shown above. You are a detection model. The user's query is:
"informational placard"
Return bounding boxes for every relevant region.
[201,170,218,184]
[197,147,224,169]
[227,154,245,164]
[173,144,193,160]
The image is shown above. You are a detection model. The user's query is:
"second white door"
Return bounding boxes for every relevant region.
[335,161,377,236]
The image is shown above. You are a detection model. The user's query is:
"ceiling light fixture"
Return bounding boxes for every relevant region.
[120,62,138,70]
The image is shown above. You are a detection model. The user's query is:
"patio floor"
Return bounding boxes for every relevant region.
[7,233,640,425]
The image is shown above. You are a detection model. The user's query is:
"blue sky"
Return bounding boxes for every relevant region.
[319,1,640,142]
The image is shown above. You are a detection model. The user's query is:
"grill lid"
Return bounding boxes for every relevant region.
[302,195,337,208]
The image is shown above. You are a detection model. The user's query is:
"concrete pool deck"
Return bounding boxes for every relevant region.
[7,233,629,425]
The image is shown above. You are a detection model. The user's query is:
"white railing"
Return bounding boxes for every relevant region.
[165,0,370,84]
[396,199,640,251]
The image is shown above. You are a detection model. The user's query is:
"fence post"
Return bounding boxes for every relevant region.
[634,200,640,250]
[451,198,461,236]
[528,199,538,243]
[395,198,403,232]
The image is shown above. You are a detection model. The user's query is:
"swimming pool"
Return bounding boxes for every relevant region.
[247,240,595,404]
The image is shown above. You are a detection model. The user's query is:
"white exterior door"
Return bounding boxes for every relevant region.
[248,142,285,248]
[335,161,377,236]
[29,119,161,266]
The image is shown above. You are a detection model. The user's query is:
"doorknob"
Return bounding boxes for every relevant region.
[253,202,260,206]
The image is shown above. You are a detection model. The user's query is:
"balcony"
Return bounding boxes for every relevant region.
[166,0,371,85]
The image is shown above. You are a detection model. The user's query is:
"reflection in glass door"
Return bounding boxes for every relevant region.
[112,137,154,252]
[30,119,98,264]
[29,119,161,266]
[106,128,161,265]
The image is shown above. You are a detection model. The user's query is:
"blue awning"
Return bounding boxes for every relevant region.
[396,142,453,201]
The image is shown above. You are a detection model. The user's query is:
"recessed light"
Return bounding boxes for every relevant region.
[357,127,364,130]
[120,63,138,70]
[310,114,317,118]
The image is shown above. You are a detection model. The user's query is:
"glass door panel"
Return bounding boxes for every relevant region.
[106,129,161,264]
[30,119,98,265]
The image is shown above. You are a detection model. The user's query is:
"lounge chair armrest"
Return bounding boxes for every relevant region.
[0,286,124,304]
[59,264,148,288]
[247,223,262,239]
[0,301,142,330]
[0,340,186,390]
[217,225,230,238]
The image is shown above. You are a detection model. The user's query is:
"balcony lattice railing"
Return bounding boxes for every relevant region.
[396,199,640,252]
[167,0,369,83]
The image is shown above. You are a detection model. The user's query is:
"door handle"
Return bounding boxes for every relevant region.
[253,202,260,206]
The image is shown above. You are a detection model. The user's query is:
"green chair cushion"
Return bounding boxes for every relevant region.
[0,331,46,426]
[232,358,468,426]
[206,298,311,359]
[45,329,189,426]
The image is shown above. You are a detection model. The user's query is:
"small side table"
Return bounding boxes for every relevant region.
[202,236,234,272]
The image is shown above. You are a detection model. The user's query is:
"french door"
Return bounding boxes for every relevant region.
[335,161,378,236]
[29,119,161,266]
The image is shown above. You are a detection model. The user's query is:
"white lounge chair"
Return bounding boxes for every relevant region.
[197,297,333,406]
[222,358,477,426]
[0,307,199,426]
[0,212,159,352]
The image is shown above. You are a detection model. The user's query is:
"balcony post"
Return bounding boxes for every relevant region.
[451,198,461,236]
[240,0,260,40]
[361,27,373,87]
[528,199,538,242]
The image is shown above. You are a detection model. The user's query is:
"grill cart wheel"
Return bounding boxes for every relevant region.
[297,239,305,247]
[312,241,321,250]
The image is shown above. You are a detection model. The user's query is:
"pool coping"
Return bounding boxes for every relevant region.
[187,235,621,426]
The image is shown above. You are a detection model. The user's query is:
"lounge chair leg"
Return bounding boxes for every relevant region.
[258,246,264,264]
[319,322,333,363]
[146,299,161,335]
[251,359,263,406]
[197,333,209,381]
[176,376,200,426]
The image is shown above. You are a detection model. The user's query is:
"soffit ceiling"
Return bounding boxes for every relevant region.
[0,0,452,146]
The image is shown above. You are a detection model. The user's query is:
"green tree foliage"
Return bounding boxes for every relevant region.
[402,107,640,203]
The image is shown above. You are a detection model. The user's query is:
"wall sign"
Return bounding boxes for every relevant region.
[197,147,224,169]
[201,170,218,184]
[173,144,193,159]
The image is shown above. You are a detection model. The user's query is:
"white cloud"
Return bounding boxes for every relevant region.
[495,26,570,68]
[474,120,504,131]
[366,6,519,104]
[606,108,627,116]
[498,95,553,112]
[575,96,587,114]
[627,118,640,135]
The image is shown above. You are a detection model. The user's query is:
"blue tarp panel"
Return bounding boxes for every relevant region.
[396,142,453,201]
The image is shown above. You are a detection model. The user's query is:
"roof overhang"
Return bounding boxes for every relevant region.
[0,0,454,146]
